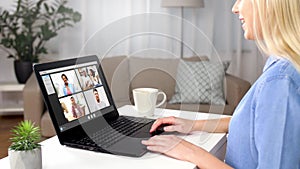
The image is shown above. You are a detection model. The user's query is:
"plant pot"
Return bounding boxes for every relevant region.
[14,60,33,84]
[8,147,42,169]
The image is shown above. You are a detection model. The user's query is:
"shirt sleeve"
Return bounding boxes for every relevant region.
[253,76,300,169]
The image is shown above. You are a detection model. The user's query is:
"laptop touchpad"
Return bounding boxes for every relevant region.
[108,137,147,157]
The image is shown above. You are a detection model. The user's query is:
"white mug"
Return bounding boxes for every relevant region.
[133,88,167,117]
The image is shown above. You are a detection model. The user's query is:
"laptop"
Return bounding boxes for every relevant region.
[33,55,162,157]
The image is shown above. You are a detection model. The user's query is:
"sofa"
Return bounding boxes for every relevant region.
[23,55,251,137]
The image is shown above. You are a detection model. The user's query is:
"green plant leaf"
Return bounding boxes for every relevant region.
[0,0,81,62]
[10,120,41,151]
[44,3,49,12]
[73,12,82,22]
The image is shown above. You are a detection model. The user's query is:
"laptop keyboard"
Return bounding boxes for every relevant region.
[74,117,153,148]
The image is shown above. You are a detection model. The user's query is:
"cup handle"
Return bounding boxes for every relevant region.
[156,92,167,108]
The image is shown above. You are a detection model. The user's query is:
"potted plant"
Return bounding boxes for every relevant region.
[8,120,42,169]
[0,0,81,83]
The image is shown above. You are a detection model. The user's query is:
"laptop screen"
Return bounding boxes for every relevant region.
[38,58,115,132]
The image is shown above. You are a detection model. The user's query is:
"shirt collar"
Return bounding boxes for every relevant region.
[263,55,280,72]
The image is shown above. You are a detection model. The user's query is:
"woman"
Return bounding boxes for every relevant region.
[142,0,300,168]
[88,68,101,87]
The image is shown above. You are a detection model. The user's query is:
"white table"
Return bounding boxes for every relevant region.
[0,83,25,115]
[0,105,229,169]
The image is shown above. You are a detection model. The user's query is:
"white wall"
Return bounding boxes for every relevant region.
[0,0,264,84]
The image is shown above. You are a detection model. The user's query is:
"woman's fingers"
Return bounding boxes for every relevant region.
[142,135,183,153]
[142,135,196,162]
[150,116,177,132]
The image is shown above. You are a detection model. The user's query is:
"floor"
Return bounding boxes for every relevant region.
[0,115,23,159]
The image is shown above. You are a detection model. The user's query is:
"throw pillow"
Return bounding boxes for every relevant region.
[169,60,227,105]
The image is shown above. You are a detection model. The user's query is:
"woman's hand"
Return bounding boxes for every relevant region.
[142,135,202,162]
[150,116,195,134]
[142,135,234,169]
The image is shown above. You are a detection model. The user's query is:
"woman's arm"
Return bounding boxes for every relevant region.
[193,117,231,133]
[186,140,233,169]
[142,135,233,169]
[150,116,231,134]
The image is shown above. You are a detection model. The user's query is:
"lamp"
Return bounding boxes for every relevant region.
[161,0,205,58]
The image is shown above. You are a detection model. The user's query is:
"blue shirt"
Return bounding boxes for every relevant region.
[225,56,300,169]
[62,83,75,95]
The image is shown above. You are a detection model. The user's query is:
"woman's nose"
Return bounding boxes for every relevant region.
[232,0,239,14]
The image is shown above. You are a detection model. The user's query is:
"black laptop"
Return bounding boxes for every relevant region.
[33,55,162,157]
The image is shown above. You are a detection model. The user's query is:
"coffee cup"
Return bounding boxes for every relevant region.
[132,88,167,117]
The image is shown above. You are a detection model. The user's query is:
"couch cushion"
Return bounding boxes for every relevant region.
[101,56,131,103]
[169,60,226,105]
[129,57,179,101]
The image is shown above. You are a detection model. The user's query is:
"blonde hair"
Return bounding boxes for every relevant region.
[253,0,300,71]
